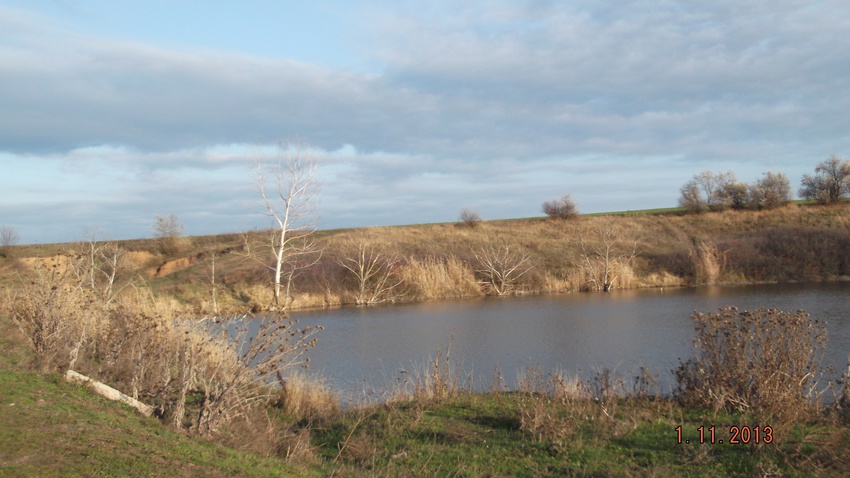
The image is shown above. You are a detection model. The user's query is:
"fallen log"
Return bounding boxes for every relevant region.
[64,369,153,417]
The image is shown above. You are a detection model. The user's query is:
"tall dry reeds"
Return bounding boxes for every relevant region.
[691,240,724,285]
[398,255,480,300]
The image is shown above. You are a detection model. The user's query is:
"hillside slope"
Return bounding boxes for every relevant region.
[3,203,849,314]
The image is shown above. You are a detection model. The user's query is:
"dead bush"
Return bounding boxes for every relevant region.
[675,307,827,437]
[457,208,482,228]
[8,258,105,371]
[7,263,326,451]
[473,243,532,295]
[542,194,579,220]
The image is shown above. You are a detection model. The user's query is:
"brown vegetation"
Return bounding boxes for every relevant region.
[4,202,850,314]
[675,307,829,441]
[1,257,337,456]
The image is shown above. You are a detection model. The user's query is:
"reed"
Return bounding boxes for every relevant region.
[398,255,480,300]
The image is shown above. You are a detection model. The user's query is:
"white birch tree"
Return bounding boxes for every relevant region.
[249,141,320,311]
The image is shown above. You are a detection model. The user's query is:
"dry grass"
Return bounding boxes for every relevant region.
[272,371,341,423]
[2,258,332,456]
[5,203,850,314]
[397,255,480,299]
[675,307,828,442]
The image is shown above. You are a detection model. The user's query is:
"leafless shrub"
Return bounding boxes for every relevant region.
[8,258,102,370]
[579,227,638,292]
[457,208,482,228]
[679,170,737,212]
[70,234,129,304]
[7,260,326,447]
[191,315,323,435]
[152,214,184,255]
[749,171,792,210]
[675,307,827,438]
[0,224,20,257]
[800,155,850,205]
[542,194,579,220]
[336,240,402,305]
[473,243,532,295]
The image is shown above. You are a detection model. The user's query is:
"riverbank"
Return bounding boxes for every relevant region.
[2,311,849,477]
[2,202,849,316]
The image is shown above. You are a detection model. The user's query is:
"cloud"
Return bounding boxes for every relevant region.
[2,1,850,242]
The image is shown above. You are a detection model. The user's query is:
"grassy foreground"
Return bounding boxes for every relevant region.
[0,318,306,477]
[2,313,850,477]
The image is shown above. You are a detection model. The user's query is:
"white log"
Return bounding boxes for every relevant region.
[64,369,154,417]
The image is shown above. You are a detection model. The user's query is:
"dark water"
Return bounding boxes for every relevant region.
[290,282,850,401]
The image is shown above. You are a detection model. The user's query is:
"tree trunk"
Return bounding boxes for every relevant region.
[65,369,153,417]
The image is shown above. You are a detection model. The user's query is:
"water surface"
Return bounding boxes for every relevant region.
[291,282,850,401]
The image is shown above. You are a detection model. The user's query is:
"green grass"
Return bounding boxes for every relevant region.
[2,310,849,476]
[584,206,687,216]
[312,393,850,477]
[0,318,308,478]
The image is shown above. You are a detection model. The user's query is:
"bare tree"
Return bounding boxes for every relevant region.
[202,241,220,315]
[473,243,532,295]
[799,156,850,205]
[152,214,184,255]
[579,227,638,292]
[723,183,750,210]
[458,208,482,228]
[250,141,320,311]
[71,231,127,304]
[749,171,791,209]
[336,240,402,305]
[542,194,579,220]
[0,225,19,257]
[678,180,704,213]
[680,170,737,212]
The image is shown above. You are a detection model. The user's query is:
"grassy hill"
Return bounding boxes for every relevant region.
[3,203,850,476]
[0,317,308,477]
[4,202,850,315]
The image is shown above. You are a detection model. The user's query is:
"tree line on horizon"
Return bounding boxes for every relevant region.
[676,155,850,214]
[530,155,850,221]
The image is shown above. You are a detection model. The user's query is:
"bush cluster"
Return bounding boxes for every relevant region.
[679,170,792,213]
[678,156,850,213]
[675,307,827,435]
[3,260,328,452]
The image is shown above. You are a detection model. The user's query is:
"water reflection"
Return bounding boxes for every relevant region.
[290,282,850,402]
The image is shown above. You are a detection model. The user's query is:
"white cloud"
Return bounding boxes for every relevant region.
[2,1,850,242]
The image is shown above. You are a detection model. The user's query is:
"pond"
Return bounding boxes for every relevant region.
[289,282,850,402]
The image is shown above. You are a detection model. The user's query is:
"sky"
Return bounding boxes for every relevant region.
[2,0,849,244]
